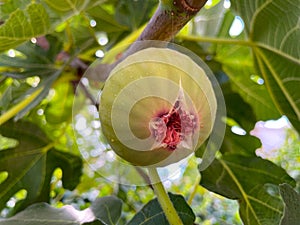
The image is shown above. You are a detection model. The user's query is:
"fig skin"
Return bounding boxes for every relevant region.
[99,48,216,167]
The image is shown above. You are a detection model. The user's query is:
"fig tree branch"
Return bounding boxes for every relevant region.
[86,0,208,81]
[137,0,207,41]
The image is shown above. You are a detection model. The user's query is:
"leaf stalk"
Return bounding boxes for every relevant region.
[177,34,254,47]
[148,167,184,225]
[0,87,42,126]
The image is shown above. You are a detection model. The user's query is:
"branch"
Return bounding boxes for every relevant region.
[87,0,207,81]
[137,0,207,41]
[79,81,99,110]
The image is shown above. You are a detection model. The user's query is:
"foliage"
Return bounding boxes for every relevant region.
[231,0,300,132]
[0,196,122,225]
[0,121,82,216]
[0,0,299,225]
[127,193,195,225]
[200,155,295,225]
[279,184,300,225]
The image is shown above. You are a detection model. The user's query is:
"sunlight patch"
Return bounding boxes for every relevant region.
[229,16,244,37]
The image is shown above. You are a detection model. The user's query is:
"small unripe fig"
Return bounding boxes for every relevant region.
[99,47,217,167]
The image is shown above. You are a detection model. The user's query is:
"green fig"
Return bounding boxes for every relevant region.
[99,47,217,167]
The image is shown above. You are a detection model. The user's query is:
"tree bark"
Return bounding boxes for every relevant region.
[137,0,207,41]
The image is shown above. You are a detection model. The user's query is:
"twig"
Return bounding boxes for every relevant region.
[135,167,153,190]
[79,81,99,110]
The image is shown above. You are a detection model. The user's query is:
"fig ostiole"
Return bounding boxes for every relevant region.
[99,47,217,167]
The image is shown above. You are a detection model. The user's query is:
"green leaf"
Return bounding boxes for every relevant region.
[215,11,281,121]
[42,0,106,28]
[44,82,74,124]
[279,184,300,225]
[87,6,129,33]
[14,70,61,121]
[222,83,257,131]
[127,193,195,225]
[0,1,106,52]
[200,154,296,225]
[191,0,226,44]
[0,196,122,225]
[231,0,300,132]
[0,134,18,150]
[220,84,260,155]
[0,3,50,52]
[220,50,281,121]
[0,203,91,225]
[0,121,82,215]
[220,127,260,156]
[115,0,157,30]
[44,0,90,13]
[0,36,63,120]
[0,36,61,79]
[0,81,32,112]
[91,196,123,225]
[0,0,31,20]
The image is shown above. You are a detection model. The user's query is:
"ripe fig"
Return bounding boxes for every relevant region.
[99,47,217,167]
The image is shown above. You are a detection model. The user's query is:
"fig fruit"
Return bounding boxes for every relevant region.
[99,47,217,167]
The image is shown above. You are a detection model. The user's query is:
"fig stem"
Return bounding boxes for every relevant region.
[90,0,208,81]
[148,167,184,225]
